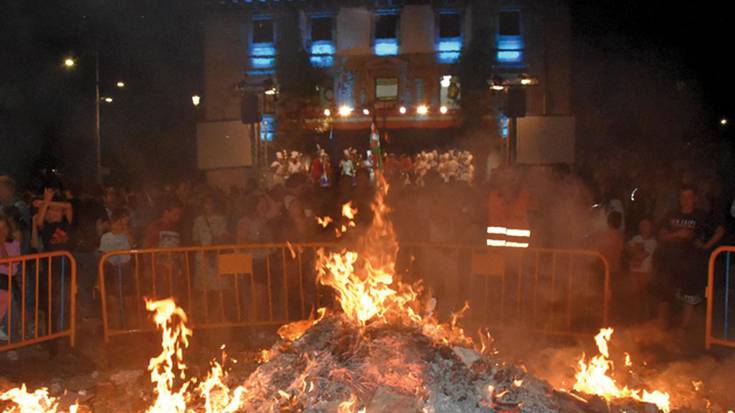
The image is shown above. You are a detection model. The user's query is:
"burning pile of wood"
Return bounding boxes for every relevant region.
[235,310,670,413]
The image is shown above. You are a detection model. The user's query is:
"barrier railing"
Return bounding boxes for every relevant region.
[706,246,735,350]
[98,243,333,342]
[99,242,608,341]
[400,243,610,337]
[0,251,77,352]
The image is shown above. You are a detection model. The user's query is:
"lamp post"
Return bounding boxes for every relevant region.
[65,54,104,185]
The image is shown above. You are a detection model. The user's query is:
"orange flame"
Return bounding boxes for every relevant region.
[337,394,361,413]
[277,308,327,341]
[316,216,333,228]
[573,328,670,412]
[145,298,193,413]
[316,175,470,346]
[1,384,61,413]
[341,202,357,220]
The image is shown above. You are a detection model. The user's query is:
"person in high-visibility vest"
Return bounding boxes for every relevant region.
[487,169,531,248]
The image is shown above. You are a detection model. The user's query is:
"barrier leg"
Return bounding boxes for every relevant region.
[117,265,125,328]
[60,256,66,332]
[724,252,731,339]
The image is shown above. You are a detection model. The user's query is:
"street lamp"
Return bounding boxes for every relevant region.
[720,118,728,126]
[399,106,407,114]
[416,105,429,115]
[192,94,201,107]
[63,57,76,68]
[439,106,448,114]
[116,81,125,88]
[362,108,370,116]
[323,108,331,117]
[102,97,113,103]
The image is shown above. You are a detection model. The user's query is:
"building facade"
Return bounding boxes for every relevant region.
[198,0,571,182]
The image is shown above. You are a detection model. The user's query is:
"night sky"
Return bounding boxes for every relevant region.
[0,0,731,186]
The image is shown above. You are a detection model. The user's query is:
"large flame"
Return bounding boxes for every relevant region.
[573,328,671,412]
[145,298,193,413]
[315,175,471,348]
[316,177,423,328]
[0,384,78,413]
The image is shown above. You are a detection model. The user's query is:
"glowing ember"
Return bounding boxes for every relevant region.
[341,202,357,220]
[573,328,671,412]
[276,308,327,341]
[316,216,333,228]
[337,394,358,413]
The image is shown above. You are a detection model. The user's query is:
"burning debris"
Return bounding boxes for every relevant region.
[0,175,717,413]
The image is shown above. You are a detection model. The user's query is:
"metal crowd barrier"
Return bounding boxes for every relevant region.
[97,243,333,342]
[98,242,609,341]
[0,251,77,352]
[706,246,735,350]
[400,243,610,337]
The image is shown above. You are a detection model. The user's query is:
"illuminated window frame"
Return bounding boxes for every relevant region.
[373,10,400,56]
[249,16,276,69]
[309,14,336,68]
[436,11,462,64]
[495,9,524,65]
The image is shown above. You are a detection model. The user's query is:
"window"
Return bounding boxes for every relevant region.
[311,17,333,41]
[437,12,462,63]
[439,13,461,38]
[499,11,520,36]
[496,10,523,64]
[374,12,399,56]
[253,20,274,43]
[375,14,398,39]
[250,18,275,69]
[310,16,335,67]
[375,78,399,101]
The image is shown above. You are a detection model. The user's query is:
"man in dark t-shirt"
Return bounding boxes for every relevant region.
[654,185,724,329]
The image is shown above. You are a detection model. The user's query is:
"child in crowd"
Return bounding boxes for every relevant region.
[597,211,625,275]
[99,208,135,328]
[628,218,657,320]
[99,208,133,263]
[0,215,21,341]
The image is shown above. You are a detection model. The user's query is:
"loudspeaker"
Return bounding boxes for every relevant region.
[241,93,260,124]
[506,87,526,118]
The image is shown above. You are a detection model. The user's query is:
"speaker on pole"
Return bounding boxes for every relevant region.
[506,87,527,118]
[241,93,261,124]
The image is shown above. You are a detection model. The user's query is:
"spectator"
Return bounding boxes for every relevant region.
[31,188,74,252]
[0,215,21,341]
[654,185,725,331]
[597,211,624,275]
[143,198,183,248]
[99,208,134,263]
[0,176,32,254]
[192,194,230,292]
[627,218,657,321]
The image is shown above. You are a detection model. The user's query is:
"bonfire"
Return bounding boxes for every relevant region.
[1,175,680,413]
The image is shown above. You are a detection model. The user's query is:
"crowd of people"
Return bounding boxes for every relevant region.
[1,148,734,342]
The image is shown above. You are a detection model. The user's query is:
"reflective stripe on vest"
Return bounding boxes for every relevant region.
[486,226,530,248]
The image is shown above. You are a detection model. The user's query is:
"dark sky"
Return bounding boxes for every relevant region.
[1,0,731,185]
[571,0,730,116]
